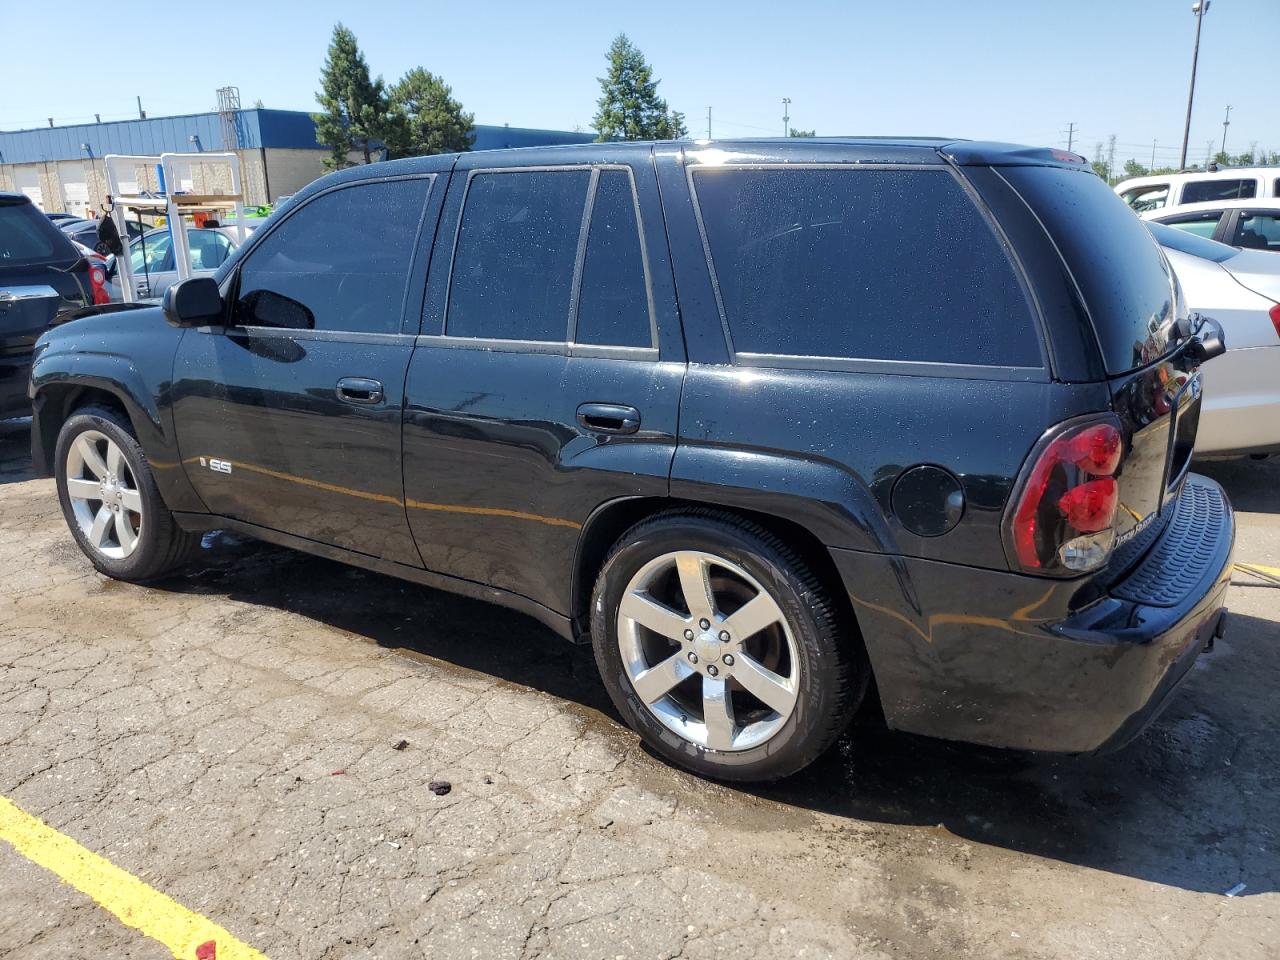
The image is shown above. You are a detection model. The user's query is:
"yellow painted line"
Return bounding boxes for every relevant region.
[0,795,268,960]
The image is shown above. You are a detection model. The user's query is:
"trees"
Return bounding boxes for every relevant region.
[593,34,686,141]
[386,68,475,158]
[314,24,389,168]
[788,128,816,138]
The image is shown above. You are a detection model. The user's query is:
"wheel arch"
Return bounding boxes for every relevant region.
[572,496,863,653]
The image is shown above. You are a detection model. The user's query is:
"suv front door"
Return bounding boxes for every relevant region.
[170,173,444,565]
[402,147,685,616]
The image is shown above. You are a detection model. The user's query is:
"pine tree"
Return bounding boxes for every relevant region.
[313,23,390,169]
[592,34,686,142]
[385,68,476,158]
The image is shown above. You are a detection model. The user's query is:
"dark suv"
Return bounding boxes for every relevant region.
[28,140,1234,781]
[2,192,108,421]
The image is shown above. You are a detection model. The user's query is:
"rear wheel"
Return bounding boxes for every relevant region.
[55,405,199,581]
[590,510,867,781]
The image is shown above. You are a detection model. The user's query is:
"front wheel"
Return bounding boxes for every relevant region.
[54,405,199,582]
[590,510,868,781]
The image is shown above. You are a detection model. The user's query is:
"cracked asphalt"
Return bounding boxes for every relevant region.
[0,423,1277,960]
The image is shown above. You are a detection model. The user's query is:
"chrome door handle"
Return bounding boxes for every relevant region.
[576,402,641,435]
[336,377,384,405]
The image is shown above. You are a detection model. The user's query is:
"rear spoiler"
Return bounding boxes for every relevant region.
[939,141,1090,168]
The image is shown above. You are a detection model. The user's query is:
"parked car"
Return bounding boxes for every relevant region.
[28,140,1234,781]
[1146,223,1280,458]
[45,212,82,224]
[1116,166,1280,213]
[1141,199,1280,253]
[104,226,244,300]
[60,216,147,248]
[1,192,108,422]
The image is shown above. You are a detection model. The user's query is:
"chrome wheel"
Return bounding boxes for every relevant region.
[617,550,800,752]
[65,430,143,560]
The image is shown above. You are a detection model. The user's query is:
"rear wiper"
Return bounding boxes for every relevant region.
[1173,311,1226,362]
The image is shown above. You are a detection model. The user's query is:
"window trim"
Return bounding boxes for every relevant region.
[437,164,658,356]
[685,161,1048,379]
[223,172,436,337]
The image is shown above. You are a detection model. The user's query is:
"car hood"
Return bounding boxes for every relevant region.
[1223,248,1280,304]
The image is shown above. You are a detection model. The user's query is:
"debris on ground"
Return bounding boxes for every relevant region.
[428,781,452,796]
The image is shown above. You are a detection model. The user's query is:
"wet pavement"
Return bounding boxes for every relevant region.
[1,422,1277,959]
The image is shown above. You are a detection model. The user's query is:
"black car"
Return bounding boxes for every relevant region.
[1,193,108,421]
[59,217,147,249]
[27,140,1234,781]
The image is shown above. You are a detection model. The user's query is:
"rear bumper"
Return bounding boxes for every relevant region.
[833,474,1234,753]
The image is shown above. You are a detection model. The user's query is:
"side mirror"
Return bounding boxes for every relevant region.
[162,276,224,328]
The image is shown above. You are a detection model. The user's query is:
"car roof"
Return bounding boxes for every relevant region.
[1141,198,1280,218]
[0,191,32,205]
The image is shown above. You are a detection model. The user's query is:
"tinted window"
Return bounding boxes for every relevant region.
[575,170,652,347]
[1160,212,1222,239]
[1146,222,1236,263]
[1004,165,1175,375]
[234,178,429,334]
[693,167,1038,366]
[1121,184,1169,213]
[448,170,590,341]
[1231,213,1280,252]
[0,199,74,265]
[1181,178,1257,204]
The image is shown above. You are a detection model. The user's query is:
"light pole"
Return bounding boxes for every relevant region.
[782,98,791,138]
[1178,1,1209,170]
[1220,104,1231,156]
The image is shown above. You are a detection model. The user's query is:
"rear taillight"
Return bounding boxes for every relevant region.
[1006,417,1124,575]
[88,261,109,305]
[1270,303,1280,341]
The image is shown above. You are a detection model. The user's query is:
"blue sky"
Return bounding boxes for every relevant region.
[3,0,1277,167]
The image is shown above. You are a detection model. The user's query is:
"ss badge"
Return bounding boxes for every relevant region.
[199,457,233,475]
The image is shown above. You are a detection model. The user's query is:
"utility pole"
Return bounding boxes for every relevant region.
[1151,138,1158,170]
[782,98,791,138]
[136,95,146,120]
[706,106,712,140]
[1065,122,1076,153]
[1221,104,1232,155]
[1179,0,1210,170]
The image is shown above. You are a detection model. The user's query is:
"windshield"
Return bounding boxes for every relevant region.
[1002,165,1178,375]
[1145,221,1237,263]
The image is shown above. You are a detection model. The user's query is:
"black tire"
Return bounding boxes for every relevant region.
[54,405,199,582]
[590,509,868,782]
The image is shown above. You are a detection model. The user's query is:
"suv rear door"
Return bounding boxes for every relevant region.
[171,173,443,565]
[1,194,89,419]
[401,145,684,616]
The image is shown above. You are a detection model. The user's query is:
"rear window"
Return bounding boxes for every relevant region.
[1002,165,1175,375]
[692,167,1040,367]
[0,199,76,266]
[1120,184,1169,213]
[1146,221,1236,263]
[1181,178,1257,204]
[1230,212,1280,252]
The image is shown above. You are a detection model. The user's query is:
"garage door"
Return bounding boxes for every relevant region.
[59,161,90,218]
[14,167,43,210]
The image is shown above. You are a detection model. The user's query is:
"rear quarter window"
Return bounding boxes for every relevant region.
[1001,165,1176,375]
[691,167,1041,368]
[0,200,76,266]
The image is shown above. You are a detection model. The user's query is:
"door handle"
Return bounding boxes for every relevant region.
[576,402,641,435]
[336,377,384,405]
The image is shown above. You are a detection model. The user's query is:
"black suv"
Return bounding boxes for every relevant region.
[28,140,1234,781]
[2,192,108,421]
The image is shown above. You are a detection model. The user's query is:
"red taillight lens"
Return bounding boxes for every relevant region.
[1269,303,1280,342]
[1057,477,1118,533]
[89,263,109,305]
[1007,419,1124,574]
